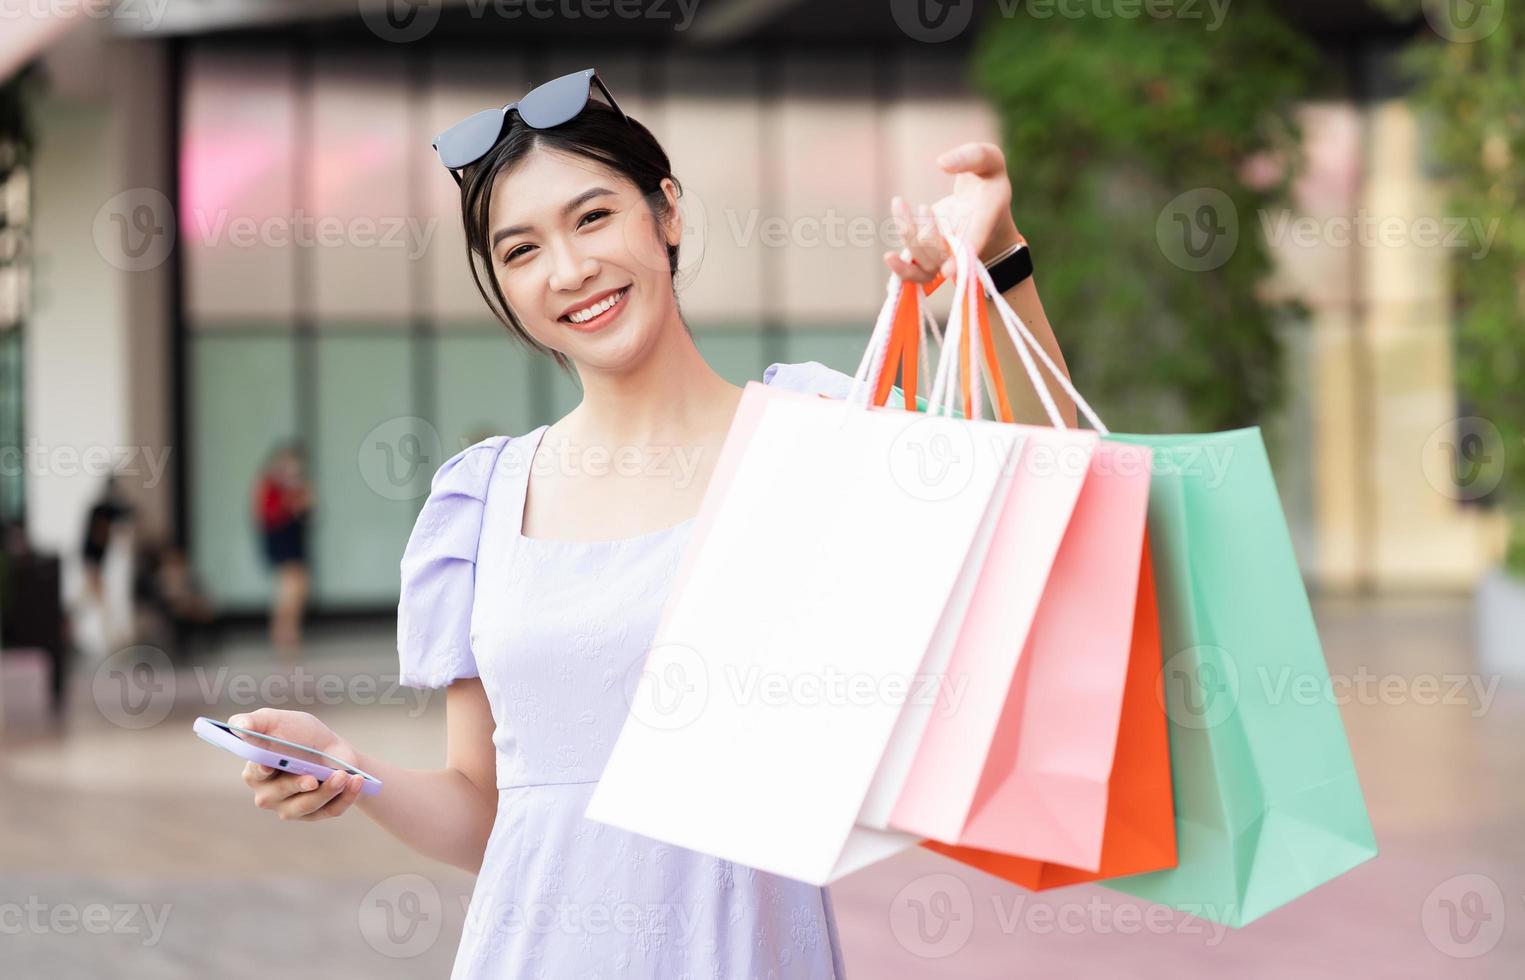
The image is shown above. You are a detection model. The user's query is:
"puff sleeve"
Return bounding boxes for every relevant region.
[763,359,936,411]
[761,360,856,398]
[396,435,511,689]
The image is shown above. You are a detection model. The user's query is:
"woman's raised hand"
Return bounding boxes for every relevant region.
[883,141,1023,285]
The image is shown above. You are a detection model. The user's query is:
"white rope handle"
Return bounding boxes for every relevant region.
[927,236,968,418]
[927,229,1067,429]
[846,272,905,411]
[964,240,984,422]
[847,219,1107,436]
[846,250,946,413]
[970,256,1110,434]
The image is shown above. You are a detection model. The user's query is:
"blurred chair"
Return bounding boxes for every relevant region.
[0,550,66,718]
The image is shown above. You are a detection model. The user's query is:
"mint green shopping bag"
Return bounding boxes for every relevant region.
[1102,427,1377,927]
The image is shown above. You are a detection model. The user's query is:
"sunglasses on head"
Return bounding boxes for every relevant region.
[432,68,630,186]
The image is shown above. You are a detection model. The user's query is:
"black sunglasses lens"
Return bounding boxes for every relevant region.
[515,71,592,129]
[436,107,508,169]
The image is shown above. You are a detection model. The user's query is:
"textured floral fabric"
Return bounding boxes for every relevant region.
[397,361,856,979]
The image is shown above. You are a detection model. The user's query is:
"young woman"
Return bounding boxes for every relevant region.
[229,68,1076,978]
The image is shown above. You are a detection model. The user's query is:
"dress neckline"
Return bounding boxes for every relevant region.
[512,423,699,547]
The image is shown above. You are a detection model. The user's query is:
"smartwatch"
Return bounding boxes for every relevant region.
[985,241,1034,292]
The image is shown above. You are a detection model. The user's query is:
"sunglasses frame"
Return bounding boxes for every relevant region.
[433,68,629,187]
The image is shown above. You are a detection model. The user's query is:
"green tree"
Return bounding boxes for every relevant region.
[1378,2,1525,575]
[969,3,1322,434]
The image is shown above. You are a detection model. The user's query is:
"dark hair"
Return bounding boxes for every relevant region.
[456,101,684,376]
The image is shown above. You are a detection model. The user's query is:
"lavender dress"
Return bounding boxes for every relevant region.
[397,362,857,979]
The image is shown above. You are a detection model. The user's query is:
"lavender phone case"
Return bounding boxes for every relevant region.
[193,716,383,796]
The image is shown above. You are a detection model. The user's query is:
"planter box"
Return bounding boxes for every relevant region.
[0,647,53,734]
[1477,568,1525,680]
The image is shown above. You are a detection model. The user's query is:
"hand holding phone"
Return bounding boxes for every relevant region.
[196,709,380,820]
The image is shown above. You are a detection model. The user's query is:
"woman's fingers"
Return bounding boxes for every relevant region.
[247,765,362,821]
[883,251,922,281]
[241,761,277,787]
[274,771,353,821]
[936,141,1005,177]
[228,707,278,734]
[887,196,945,282]
[252,771,319,809]
[306,773,367,821]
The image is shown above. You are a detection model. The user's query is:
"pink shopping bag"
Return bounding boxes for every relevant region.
[885,234,1155,872]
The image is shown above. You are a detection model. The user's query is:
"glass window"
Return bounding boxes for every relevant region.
[181,47,299,324]
[310,333,421,606]
[189,332,299,606]
[308,50,415,326]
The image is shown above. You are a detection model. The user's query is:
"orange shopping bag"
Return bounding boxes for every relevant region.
[922,533,1176,887]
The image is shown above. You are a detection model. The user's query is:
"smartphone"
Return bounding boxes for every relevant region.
[193,716,382,796]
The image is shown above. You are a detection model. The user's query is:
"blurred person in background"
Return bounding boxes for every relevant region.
[74,473,135,657]
[80,474,132,605]
[251,441,313,658]
[133,535,217,655]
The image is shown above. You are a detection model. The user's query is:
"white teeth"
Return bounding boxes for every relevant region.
[567,288,625,323]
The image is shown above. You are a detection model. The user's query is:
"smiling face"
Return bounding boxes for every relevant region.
[487,145,683,373]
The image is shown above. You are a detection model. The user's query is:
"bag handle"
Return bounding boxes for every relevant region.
[854,234,1022,426]
[967,246,1111,434]
[870,278,925,412]
[927,234,1035,426]
[848,257,941,411]
[851,225,1108,435]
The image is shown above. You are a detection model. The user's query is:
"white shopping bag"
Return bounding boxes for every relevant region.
[586,273,1022,885]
